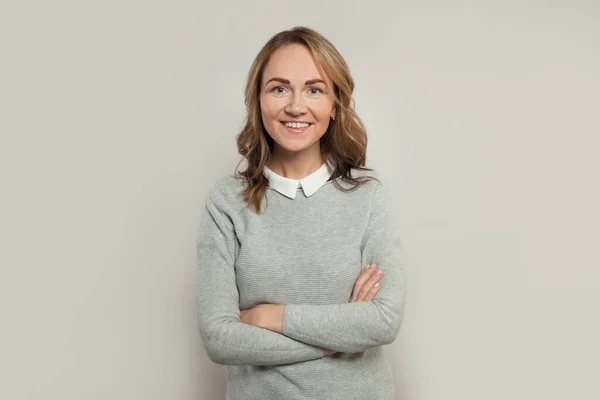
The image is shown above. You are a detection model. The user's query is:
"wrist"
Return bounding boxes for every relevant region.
[271,304,285,333]
[260,304,285,333]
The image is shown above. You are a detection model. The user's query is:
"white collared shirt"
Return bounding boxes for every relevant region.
[262,162,332,199]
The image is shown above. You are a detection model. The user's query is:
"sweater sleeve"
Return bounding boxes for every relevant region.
[196,186,327,365]
[282,182,406,353]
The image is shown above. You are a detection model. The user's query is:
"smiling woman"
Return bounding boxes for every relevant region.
[260,45,336,148]
[196,26,406,400]
[235,26,376,213]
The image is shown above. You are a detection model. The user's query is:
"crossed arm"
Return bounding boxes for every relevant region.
[197,191,324,366]
[196,184,406,365]
[238,261,385,355]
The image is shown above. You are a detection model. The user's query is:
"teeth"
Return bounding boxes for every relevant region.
[284,122,310,128]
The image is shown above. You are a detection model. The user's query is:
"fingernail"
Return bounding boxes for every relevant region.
[376,270,383,275]
[367,264,374,269]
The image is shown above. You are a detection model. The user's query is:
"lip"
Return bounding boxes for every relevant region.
[280,121,313,135]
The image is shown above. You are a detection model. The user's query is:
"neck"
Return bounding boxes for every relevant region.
[268,145,326,180]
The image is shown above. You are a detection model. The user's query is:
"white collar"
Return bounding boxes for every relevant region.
[262,162,332,199]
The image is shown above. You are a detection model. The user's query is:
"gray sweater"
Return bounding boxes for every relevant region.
[196,171,406,399]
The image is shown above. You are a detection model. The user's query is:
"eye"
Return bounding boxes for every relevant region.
[270,86,287,95]
[308,87,323,95]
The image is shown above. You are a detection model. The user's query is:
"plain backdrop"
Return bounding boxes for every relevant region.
[1,0,599,399]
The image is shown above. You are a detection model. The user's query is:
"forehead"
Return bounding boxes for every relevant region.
[262,44,331,85]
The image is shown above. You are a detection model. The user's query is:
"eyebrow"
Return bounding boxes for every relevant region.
[265,77,327,86]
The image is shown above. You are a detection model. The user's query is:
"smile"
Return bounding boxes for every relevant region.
[283,122,311,128]
[280,121,312,134]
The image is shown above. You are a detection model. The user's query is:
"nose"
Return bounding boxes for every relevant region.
[285,93,307,115]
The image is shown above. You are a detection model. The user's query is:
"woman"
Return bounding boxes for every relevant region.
[196,26,406,399]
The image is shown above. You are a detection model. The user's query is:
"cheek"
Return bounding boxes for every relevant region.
[259,99,282,138]
[260,96,284,122]
[313,100,334,122]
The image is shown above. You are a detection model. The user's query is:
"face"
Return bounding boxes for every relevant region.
[259,44,336,159]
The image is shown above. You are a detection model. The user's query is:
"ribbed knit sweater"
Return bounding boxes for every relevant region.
[196,170,406,399]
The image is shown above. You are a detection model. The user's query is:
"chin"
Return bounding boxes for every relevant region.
[277,140,318,153]
[278,143,315,153]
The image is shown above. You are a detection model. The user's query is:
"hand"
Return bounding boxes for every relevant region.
[349,263,383,303]
[239,303,285,334]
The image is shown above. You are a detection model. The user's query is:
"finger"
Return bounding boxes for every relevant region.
[350,264,377,302]
[364,281,381,301]
[350,264,377,303]
[350,264,374,302]
[356,268,383,301]
[353,264,379,301]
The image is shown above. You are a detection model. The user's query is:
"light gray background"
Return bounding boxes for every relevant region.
[1,0,599,399]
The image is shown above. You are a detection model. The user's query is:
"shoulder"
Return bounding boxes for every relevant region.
[208,174,244,197]
[205,174,247,213]
[338,167,386,195]
[346,168,394,210]
[324,168,387,214]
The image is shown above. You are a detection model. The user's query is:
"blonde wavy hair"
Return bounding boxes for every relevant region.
[234,26,377,214]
